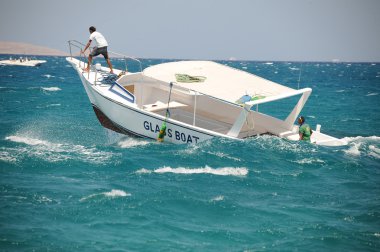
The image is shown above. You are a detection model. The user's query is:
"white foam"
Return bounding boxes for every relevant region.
[336,89,345,93]
[264,62,273,65]
[117,138,150,148]
[366,92,378,96]
[5,135,50,146]
[0,151,17,163]
[289,67,299,71]
[293,158,325,164]
[374,233,380,237]
[5,135,115,163]
[369,145,380,159]
[344,142,362,156]
[206,151,241,161]
[210,195,224,202]
[135,168,152,174]
[80,189,130,202]
[153,166,248,177]
[342,136,380,143]
[42,74,54,78]
[341,136,380,159]
[46,103,61,107]
[104,189,130,197]
[343,118,362,122]
[42,87,61,92]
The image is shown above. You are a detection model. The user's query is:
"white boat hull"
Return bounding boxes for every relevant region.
[76,69,220,144]
[0,59,46,66]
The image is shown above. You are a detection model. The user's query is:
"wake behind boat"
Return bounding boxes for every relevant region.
[0,56,46,66]
[66,40,347,146]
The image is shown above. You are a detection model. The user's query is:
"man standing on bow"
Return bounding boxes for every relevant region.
[81,26,113,74]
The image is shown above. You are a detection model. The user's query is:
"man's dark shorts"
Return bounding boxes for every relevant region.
[90,46,109,59]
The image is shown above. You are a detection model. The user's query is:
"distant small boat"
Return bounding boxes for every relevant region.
[66,40,347,146]
[0,56,46,66]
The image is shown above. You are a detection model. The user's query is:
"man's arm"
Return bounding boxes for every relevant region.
[81,40,92,53]
[299,126,304,140]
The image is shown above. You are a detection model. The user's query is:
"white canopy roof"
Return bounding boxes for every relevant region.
[143,61,296,104]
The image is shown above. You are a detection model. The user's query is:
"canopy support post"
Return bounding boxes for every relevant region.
[227,104,252,138]
[284,89,312,129]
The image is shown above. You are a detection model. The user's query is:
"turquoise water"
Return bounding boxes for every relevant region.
[0,56,379,251]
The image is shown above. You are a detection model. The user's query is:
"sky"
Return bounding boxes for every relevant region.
[0,0,379,62]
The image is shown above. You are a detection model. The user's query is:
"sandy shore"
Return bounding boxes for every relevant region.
[0,41,68,56]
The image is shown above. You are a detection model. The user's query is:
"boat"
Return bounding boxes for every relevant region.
[66,40,347,146]
[0,56,46,66]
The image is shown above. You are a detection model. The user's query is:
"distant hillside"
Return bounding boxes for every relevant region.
[0,41,67,56]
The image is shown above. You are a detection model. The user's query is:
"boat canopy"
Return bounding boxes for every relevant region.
[143,61,297,104]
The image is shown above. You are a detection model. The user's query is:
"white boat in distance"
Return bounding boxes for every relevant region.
[67,40,347,146]
[0,56,46,66]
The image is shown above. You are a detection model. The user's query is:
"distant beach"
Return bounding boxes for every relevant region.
[0,41,67,56]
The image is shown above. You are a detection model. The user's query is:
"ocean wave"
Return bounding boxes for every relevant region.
[342,136,380,142]
[252,135,314,154]
[292,158,325,164]
[141,166,248,177]
[177,143,241,161]
[6,135,50,146]
[344,142,362,156]
[341,118,362,122]
[117,138,151,148]
[4,135,116,163]
[80,189,131,202]
[46,103,61,107]
[42,74,55,78]
[366,92,378,96]
[135,168,152,174]
[341,136,380,158]
[206,151,241,161]
[0,150,17,163]
[210,195,224,202]
[41,87,61,92]
[368,145,380,159]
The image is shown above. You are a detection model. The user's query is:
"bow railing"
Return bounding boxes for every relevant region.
[67,40,142,72]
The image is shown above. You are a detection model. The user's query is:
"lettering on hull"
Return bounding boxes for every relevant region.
[143,121,200,143]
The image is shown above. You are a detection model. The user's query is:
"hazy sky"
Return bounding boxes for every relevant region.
[1,0,379,61]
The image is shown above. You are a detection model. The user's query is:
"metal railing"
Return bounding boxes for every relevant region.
[67,40,142,72]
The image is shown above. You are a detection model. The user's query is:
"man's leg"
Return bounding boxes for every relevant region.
[106,58,113,74]
[85,55,93,72]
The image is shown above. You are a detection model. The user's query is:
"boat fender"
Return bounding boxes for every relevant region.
[157,82,174,142]
[157,123,167,142]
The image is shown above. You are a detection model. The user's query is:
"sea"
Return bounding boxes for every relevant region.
[0,55,379,251]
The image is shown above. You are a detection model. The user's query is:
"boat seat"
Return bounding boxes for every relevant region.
[143,101,187,112]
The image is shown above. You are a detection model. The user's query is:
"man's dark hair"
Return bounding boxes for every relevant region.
[89,26,96,32]
[299,116,305,123]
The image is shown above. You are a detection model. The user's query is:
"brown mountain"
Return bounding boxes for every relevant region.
[0,41,67,56]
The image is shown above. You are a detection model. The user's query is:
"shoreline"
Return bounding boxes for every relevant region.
[0,41,68,56]
[1,41,378,63]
